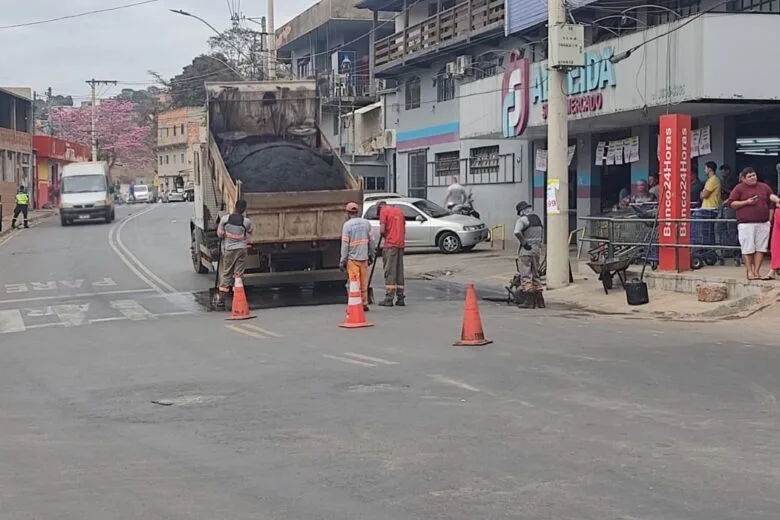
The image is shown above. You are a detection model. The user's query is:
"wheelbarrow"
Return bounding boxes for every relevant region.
[587,255,634,294]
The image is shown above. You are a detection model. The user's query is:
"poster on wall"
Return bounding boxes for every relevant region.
[628,137,640,163]
[605,144,615,165]
[699,126,712,155]
[594,141,606,165]
[567,145,576,166]
[691,129,701,158]
[546,179,561,215]
[535,149,548,172]
[614,140,624,165]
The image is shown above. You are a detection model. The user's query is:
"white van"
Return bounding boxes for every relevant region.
[60,161,115,226]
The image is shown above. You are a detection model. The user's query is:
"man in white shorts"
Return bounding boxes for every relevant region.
[727,167,780,280]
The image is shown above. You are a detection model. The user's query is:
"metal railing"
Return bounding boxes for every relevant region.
[579,205,743,268]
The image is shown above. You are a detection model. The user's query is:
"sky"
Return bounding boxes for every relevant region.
[0,0,302,101]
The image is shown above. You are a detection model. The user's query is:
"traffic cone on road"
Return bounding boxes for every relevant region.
[454,284,492,346]
[339,273,373,329]
[226,275,255,321]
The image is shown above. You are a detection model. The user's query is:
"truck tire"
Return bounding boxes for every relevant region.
[191,228,209,274]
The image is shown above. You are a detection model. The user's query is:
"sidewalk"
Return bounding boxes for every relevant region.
[0,208,57,238]
[402,245,780,321]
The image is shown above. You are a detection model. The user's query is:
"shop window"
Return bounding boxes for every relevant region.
[434,151,460,178]
[436,68,455,102]
[405,76,421,110]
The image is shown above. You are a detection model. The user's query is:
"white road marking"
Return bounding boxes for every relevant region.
[89,316,128,324]
[225,324,268,340]
[109,206,178,294]
[92,277,117,287]
[429,375,482,393]
[0,288,154,306]
[4,283,28,294]
[322,354,377,367]
[26,322,65,330]
[0,309,25,334]
[110,300,155,321]
[343,352,399,365]
[23,306,55,318]
[30,281,57,291]
[240,323,283,338]
[52,304,89,327]
[59,280,85,289]
[155,311,193,317]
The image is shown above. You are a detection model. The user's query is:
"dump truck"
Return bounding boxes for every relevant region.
[189,80,362,288]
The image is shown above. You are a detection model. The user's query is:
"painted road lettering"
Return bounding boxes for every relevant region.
[3,278,117,294]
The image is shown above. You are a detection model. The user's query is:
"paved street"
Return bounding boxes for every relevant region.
[2,203,780,519]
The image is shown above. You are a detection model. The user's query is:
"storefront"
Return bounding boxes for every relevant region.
[501,12,780,223]
[33,136,90,208]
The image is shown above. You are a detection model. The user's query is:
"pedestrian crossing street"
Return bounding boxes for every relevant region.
[0,292,199,335]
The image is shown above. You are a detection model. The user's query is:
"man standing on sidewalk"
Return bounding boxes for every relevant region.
[216,200,254,308]
[11,185,29,229]
[340,202,376,311]
[376,201,406,307]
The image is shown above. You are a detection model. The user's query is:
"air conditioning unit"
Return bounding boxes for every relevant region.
[445,61,457,76]
[375,78,387,91]
[455,55,472,76]
[383,129,397,149]
[372,135,385,150]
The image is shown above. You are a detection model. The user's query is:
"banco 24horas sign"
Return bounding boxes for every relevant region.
[502,47,617,137]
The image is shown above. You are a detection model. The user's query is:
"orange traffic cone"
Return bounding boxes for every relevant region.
[226,275,255,321]
[339,273,373,329]
[454,283,492,346]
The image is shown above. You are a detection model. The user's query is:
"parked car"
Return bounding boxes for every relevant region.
[166,190,186,203]
[132,185,151,203]
[364,192,402,203]
[362,197,488,254]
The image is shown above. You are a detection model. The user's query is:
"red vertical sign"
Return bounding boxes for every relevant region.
[658,114,691,272]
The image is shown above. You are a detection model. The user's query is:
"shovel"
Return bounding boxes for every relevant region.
[367,236,383,304]
[209,239,224,310]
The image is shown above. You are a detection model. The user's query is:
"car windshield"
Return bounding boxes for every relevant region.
[62,175,107,194]
[413,200,450,218]
[135,186,148,194]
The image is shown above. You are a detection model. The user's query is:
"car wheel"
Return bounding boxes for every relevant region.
[191,228,209,274]
[61,216,69,227]
[438,231,462,254]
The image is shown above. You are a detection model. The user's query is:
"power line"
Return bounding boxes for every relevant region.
[0,0,159,30]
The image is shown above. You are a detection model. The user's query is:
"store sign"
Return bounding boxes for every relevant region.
[501,51,530,138]
[658,114,691,272]
[532,47,617,120]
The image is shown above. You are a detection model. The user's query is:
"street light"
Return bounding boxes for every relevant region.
[169,9,222,37]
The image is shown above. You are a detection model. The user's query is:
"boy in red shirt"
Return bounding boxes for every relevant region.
[377,201,406,306]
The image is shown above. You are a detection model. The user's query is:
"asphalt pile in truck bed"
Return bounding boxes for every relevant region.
[219,136,346,193]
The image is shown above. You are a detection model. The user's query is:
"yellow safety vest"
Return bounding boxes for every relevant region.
[15,193,29,205]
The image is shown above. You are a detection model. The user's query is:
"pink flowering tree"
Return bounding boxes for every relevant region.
[50,99,153,172]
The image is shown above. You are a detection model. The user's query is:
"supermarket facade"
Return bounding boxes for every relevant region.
[371,7,780,236]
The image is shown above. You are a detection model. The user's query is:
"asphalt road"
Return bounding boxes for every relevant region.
[1,202,780,519]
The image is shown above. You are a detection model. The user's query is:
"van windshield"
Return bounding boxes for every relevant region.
[135,185,148,193]
[62,175,107,194]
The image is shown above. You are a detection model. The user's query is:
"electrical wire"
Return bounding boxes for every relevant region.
[0,0,159,30]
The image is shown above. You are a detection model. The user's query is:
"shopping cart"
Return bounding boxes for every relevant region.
[690,207,719,270]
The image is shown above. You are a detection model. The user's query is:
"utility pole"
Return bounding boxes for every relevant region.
[267,0,276,79]
[545,0,570,289]
[86,79,117,162]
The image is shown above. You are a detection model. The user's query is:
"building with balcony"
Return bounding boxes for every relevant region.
[355,0,780,242]
[0,87,33,215]
[276,0,396,189]
[155,107,205,192]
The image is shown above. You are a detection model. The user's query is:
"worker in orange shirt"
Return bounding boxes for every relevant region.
[376,200,406,307]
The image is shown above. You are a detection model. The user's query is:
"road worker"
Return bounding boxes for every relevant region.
[11,185,29,229]
[339,201,376,311]
[513,201,545,308]
[376,200,406,307]
[216,199,254,308]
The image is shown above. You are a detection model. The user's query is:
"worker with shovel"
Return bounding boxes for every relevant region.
[513,201,545,308]
[376,200,406,307]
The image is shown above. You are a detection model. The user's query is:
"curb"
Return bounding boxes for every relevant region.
[0,210,57,239]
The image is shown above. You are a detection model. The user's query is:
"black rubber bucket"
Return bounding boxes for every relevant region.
[625,278,649,306]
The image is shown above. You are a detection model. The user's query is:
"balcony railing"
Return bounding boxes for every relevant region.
[317,73,388,102]
[375,0,504,68]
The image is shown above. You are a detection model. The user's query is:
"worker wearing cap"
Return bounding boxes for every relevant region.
[340,202,376,311]
[376,200,406,307]
[11,185,29,229]
[216,199,254,308]
[514,200,545,308]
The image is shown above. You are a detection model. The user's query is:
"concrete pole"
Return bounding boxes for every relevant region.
[267,0,276,79]
[90,80,97,162]
[545,0,570,289]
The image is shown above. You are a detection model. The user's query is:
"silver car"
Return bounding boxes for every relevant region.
[362,197,488,254]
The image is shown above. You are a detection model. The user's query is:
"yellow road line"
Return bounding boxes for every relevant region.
[343,352,398,365]
[225,324,267,340]
[240,323,283,337]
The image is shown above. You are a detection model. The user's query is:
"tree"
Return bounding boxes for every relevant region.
[154,53,242,109]
[208,24,265,80]
[49,99,153,172]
